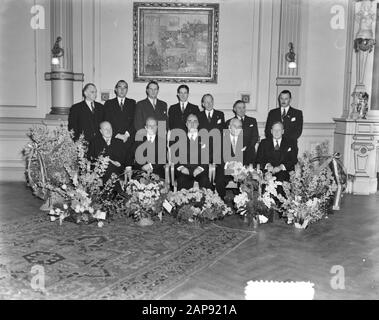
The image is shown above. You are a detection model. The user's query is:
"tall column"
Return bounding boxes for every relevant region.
[44,0,83,119]
[276,0,302,107]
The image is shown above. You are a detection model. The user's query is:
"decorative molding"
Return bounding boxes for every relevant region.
[276,77,301,86]
[44,71,84,81]
[0,105,37,108]
[278,0,301,78]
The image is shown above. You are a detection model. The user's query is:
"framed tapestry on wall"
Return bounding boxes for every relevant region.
[133,2,219,83]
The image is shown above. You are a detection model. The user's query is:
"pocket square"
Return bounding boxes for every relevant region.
[217,119,222,124]
[249,124,254,127]
[241,146,247,151]
[287,147,292,152]
[291,117,296,122]
[201,144,206,149]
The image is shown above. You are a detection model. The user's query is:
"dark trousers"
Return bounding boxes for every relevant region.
[177,170,211,190]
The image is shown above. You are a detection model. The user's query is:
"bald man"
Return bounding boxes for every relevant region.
[68,83,104,143]
[88,121,132,182]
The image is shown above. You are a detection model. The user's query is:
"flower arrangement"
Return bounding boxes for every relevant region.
[22,124,78,200]
[166,188,232,224]
[228,162,282,226]
[121,171,168,224]
[43,137,122,227]
[277,151,337,228]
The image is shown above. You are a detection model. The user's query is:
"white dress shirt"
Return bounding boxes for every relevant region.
[148,97,157,108]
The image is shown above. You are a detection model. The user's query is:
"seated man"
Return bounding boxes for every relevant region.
[88,121,131,183]
[215,118,244,199]
[175,114,212,190]
[256,121,298,183]
[133,117,166,179]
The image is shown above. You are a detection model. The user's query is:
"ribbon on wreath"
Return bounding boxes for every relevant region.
[25,142,48,200]
[311,152,347,210]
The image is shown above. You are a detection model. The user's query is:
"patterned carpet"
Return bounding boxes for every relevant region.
[0,214,254,299]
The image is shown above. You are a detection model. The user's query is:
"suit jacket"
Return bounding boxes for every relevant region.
[198,109,225,132]
[256,137,298,172]
[264,106,303,142]
[104,97,136,139]
[174,135,209,177]
[133,135,166,179]
[226,115,259,166]
[221,131,245,167]
[68,100,104,142]
[198,109,225,163]
[134,98,168,132]
[88,136,129,181]
[168,102,200,131]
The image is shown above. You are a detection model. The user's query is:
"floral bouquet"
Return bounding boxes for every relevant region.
[166,188,232,224]
[43,139,120,227]
[277,151,337,229]
[229,162,282,226]
[23,124,78,200]
[121,171,168,224]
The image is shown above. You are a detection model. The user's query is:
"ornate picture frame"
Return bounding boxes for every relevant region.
[133,2,219,83]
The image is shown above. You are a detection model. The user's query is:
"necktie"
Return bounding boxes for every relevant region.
[207,112,212,122]
[275,139,280,151]
[181,103,185,113]
[91,102,95,114]
[152,100,156,109]
[281,108,286,122]
[232,137,237,153]
[120,99,124,111]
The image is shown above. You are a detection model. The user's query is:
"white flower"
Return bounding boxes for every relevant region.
[50,216,56,222]
[63,203,68,210]
[49,209,55,215]
[97,221,104,228]
[61,184,67,190]
[88,207,94,214]
[74,205,80,213]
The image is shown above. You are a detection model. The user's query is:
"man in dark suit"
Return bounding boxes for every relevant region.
[104,80,136,143]
[134,80,168,134]
[134,117,166,179]
[215,118,245,199]
[88,121,131,183]
[197,94,225,164]
[226,100,259,166]
[168,84,200,131]
[264,90,303,145]
[68,83,104,143]
[257,121,298,183]
[198,94,225,132]
[175,114,212,190]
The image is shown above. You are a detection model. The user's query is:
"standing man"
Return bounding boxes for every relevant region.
[68,83,104,143]
[264,90,303,144]
[134,80,168,133]
[198,94,225,132]
[198,94,225,165]
[168,84,200,131]
[226,100,259,166]
[104,80,136,143]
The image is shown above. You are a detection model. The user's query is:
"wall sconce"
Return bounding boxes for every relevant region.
[285,42,297,69]
[51,36,64,65]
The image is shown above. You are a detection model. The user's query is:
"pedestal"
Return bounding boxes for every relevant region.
[334,118,379,195]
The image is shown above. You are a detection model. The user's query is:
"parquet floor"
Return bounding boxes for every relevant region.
[1,182,378,299]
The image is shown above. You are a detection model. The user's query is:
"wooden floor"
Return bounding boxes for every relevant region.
[1,182,378,300]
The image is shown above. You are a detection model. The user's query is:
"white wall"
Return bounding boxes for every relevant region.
[0,0,350,180]
[0,0,51,118]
